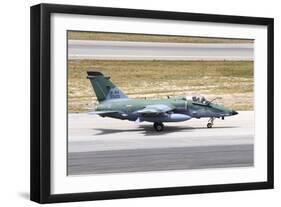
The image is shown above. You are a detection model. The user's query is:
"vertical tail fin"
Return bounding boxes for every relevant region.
[87,71,128,102]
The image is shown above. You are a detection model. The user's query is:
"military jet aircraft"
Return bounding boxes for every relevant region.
[87,71,238,132]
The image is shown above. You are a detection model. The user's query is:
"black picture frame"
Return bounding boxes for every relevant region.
[30,3,274,204]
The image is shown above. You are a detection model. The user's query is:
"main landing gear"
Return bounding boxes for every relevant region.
[207,117,215,128]
[154,122,164,132]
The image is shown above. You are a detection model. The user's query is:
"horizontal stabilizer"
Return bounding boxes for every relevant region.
[87,71,104,77]
[89,110,120,116]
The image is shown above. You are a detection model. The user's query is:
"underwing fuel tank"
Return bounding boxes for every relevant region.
[140,113,191,123]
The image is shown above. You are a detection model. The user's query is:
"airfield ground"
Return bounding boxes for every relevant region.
[68,31,253,43]
[68,111,254,175]
[68,60,253,112]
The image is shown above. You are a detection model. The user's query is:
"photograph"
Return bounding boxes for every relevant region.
[30,3,273,203]
[67,31,254,175]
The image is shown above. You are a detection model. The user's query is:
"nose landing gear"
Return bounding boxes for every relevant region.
[207,117,215,128]
[154,122,164,132]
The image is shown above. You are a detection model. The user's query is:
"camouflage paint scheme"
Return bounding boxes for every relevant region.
[87,71,238,131]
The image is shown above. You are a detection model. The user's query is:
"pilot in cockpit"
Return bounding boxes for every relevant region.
[192,96,208,104]
[200,96,206,104]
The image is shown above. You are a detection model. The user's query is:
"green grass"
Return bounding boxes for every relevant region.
[68,60,253,113]
[68,31,253,44]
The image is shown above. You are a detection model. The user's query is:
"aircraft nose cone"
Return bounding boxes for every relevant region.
[232,110,238,115]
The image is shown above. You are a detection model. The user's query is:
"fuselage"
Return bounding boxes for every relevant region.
[95,96,237,122]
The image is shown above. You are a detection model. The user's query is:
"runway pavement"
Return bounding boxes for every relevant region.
[68,111,254,175]
[68,40,253,61]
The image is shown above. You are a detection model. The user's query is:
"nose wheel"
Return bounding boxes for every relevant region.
[154,122,164,132]
[207,117,215,128]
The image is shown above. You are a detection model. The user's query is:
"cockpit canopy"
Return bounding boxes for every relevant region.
[184,95,209,104]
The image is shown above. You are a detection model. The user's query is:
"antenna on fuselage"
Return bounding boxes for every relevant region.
[209,97,222,103]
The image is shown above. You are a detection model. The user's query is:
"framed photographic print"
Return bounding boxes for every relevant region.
[30,3,274,203]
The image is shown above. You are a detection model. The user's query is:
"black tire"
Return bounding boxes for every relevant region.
[207,123,213,128]
[154,122,164,132]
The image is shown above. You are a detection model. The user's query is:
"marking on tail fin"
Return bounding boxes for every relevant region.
[107,88,122,99]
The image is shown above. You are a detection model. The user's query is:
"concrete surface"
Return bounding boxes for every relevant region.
[68,111,254,175]
[68,40,253,60]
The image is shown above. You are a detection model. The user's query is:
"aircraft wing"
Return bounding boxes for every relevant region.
[135,104,175,115]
